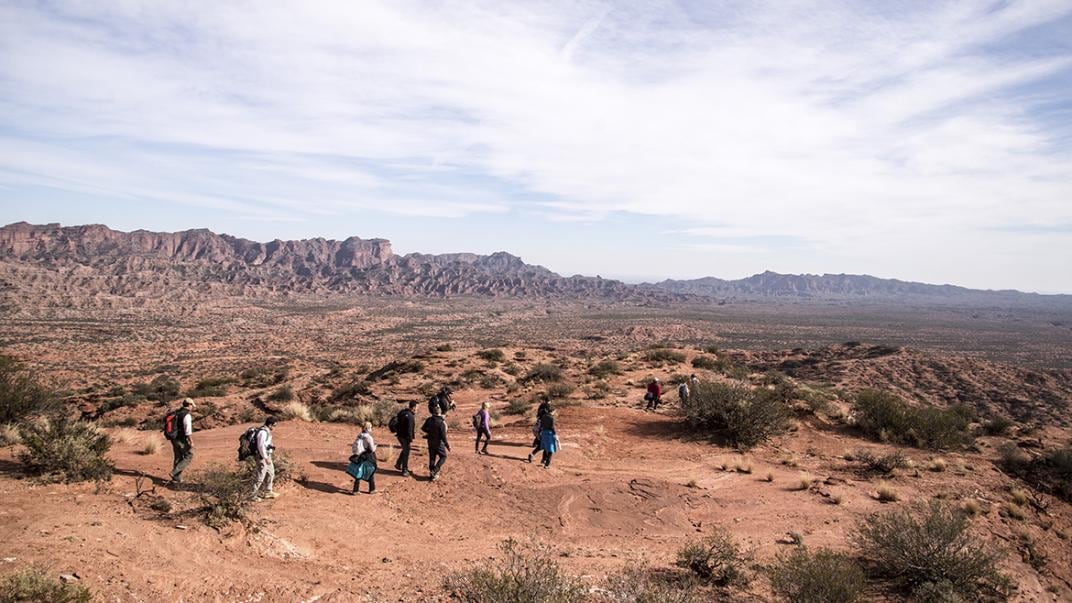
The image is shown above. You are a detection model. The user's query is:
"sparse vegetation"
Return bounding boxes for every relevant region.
[279,401,312,422]
[185,376,235,398]
[682,382,790,448]
[239,365,289,388]
[854,449,908,475]
[331,380,372,401]
[19,416,113,482]
[676,528,750,587]
[588,360,622,378]
[853,390,972,450]
[131,375,181,403]
[267,385,294,403]
[444,538,586,603]
[367,359,424,381]
[546,383,575,399]
[999,443,1072,501]
[0,355,57,424]
[477,349,506,363]
[768,547,865,603]
[691,355,720,370]
[0,567,93,603]
[597,569,701,603]
[646,349,686,364]
[852,500,1012,601]
[875,483,900,502]
[505,398,530,415]
[983,415,1014,436]
[138,437,160,456]
[523,363,564,384]
[195,464,251,528]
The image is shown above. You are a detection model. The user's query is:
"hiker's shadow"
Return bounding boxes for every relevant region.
[310,460,348,472]
[113,467,170,487]
[297,478,349,495]
[490,440,534,448]
[485,452,528,462]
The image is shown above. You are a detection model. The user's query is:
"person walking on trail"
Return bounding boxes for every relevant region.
[646,378,663,411]
[538,407,560,469]
[473,401,492,455]
[166,398,195,485]
[347,421,378,495]
[251,416,279,499]
[527,397,552,463]
[678,380,690,405]
[690,374,700,389]
[422,405,450,482]
[393,401,417,477]
[428,386,455,417]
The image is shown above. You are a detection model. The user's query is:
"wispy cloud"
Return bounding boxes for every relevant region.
[0,1,1070,290]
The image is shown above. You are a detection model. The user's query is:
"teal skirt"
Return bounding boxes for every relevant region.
[346,454,377,481]
[540,430,559,454]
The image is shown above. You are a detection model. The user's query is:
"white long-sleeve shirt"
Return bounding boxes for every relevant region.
[255,427,273,460]
[351,431,376,456]
[182,412,193,437]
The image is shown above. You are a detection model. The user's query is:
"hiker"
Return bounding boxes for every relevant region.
[473,401,492,455]
[393,401,417,477]
[678,380,690,404]
[538,407,560,469]
[166,398,195,484]
[251,416,278,499]
[428,386,455,416]
[422,404,450,481]
[347,421,378,495]
[646,378,662,411]
[690,374,700,389]
[527,397,552,463]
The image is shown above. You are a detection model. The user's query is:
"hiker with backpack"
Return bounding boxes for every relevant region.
[164,398,195,485]
[537,407,560,469]
[527,397,552,463]
[428,386,455,416]
[250,416,279,499]
[645,378,663,411]
[421,404,450,481]
[473,401,492,455]
[390,400,417,477]
[678,380,690,405]
[347,421,378,495]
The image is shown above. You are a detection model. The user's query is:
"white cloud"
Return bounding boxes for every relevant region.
[0,0,1070,290]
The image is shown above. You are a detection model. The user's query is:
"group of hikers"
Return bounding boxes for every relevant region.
[160,385,563,498]
[646,373,701,411]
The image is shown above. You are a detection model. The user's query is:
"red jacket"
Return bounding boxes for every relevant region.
[647,381,662,398]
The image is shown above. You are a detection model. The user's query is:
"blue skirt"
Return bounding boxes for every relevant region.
[346,457,377,481]
[540,430,559,454]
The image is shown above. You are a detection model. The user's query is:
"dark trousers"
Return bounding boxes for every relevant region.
[542,450,553,467]
[646,396,661,410]
[396,438,412,471]
[530,435,542,456]
[429,446,448,475]
[353,473,376,493]
[170,437,193,481]
[475,428,491,452]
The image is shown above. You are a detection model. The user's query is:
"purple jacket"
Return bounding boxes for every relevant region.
[477,409,491,431]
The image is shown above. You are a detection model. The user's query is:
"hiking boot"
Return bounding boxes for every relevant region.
[367,489,378,496]
[401,470,411,478]
[430,473,440,482]
[262,491,279,499]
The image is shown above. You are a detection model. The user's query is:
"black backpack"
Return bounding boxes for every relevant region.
[472,411,481,430]
[388,412,400,434]
[238,427,264,461]
[163,409,186,441]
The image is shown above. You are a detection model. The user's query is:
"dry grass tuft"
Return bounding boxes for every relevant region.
[876,483,900,502]
[280,401,313,422]
[138,437,160,456]
[928,458,947,472]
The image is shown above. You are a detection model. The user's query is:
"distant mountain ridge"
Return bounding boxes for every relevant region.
[649,271,1069,306]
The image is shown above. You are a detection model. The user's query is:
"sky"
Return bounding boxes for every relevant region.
[1,1,1071,292]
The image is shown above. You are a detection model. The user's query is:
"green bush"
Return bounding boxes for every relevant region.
[589,360,622,378]
[239,366,289,388]
[852,501,1012,601]
[331,380,372,401]
[505,398,530,415]
[195,464,251,528]
[597,569,701,603]
[1000,444,1072,501]
[131,375,181,402]
[0,356,57,424]
[853,390,972,450]
[523,364,564,384]
[768,547,865,603]
[646,349,686,364]
[853,449,908,475]
[682,382,790,449]
[691,355,720,371]
[546,383,575,399]
[19,417,113,482]
[477,349,506,363]
[0,567,93,603]
[982,416,1014,436]
[267,385,294,403]
[444,538,586,603]
[675,528,749,587]
[185,376,235,398]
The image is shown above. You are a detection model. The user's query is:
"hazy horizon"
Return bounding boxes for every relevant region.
[2,2,1070,293]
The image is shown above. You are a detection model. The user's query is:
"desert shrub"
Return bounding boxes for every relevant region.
[279,401,312,422]
[479,374,502,389]
[239,365,289,388]
[768,547,865,603]
[502,363,521,377]
[461,368,487,384]
[436,343,454,352]
[267,385,294,403]
[131,375,181,402]
[676,528,749,587]
[853,390,972,450]
[195,464,251,528]
[852,500,1012,601]
[0,567,93,603]
[0,356,57,424]
[505,398,530,415]
[646,349,686,364]
[367,359,424,381]
[597,569,701,603]
[854,449,908,475]
[238,407,259,423]
[19,417,113,482]
[546,383,575,399]
[0,423,21,446]
[682,382,790,449]
[982,416,1014,436]
[352,398,398,427]
[691,355,720,371]
[523,363,564,384]
[477,349,506,363]
[238,450,296,486]
[185,376,235,398]
[1000,444,1072,501]
[589,360,622,379]
[444,538,586,603]
[796,387,835,415]
[331,380,372,401]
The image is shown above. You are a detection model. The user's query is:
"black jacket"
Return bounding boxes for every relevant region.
[422,415,449,450]
[396,409,415,441]
[536,401,551,419]
[538,413,555,434]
